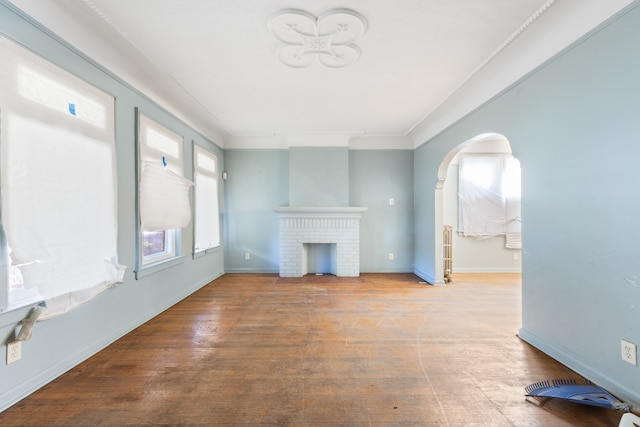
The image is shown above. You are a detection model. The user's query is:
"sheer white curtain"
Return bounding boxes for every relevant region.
[0,37,124,319]
[193,145,220,252]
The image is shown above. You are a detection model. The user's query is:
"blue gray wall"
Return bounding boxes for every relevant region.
[223,148,414,273]
[0,4,224,411]
[223,149,288,273]
[290,147,350,207]
[350,150,414,273]
[414,4,640,403]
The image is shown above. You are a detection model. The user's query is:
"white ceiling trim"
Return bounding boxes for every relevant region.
[409,0,637,148]
[80,0,230,139]
[225,134,414,150]
[406,0,557,136]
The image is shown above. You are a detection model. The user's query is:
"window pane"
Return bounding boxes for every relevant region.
[194,145,220,252]
[143,231,166,257]
[145,127,181,160]
[503,157,522,198]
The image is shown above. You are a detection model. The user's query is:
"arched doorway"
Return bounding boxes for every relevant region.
[434,133,521,284]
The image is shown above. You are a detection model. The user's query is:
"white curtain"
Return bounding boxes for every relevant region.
[0,37,125,319]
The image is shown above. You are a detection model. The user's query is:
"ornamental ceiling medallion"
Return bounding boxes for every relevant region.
[268,9,367,69]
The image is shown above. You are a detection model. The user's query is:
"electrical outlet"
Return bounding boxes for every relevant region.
[244,252,251,260]
[621,339,637,366]
[389,198,395,206]
[513,252,520,260]
[7,341,22,364]
[388,252,394,261]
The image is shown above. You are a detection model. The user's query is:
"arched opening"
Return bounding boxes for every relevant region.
[434,133,521,284]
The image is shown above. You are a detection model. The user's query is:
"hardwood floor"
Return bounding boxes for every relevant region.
[0,273,625,426]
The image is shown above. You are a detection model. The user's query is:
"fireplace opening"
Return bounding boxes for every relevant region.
[303,243,337,276]
[274,206,366,277]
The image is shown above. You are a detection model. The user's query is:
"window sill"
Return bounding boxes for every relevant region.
[135,255,186,280]
[0,301,45,329]
[192,245,221,259]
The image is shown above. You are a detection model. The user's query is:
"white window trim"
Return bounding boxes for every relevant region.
[193,144,221,254]
[141,229,178,266]
[135,110,192,276]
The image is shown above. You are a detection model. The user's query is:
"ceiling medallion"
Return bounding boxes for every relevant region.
[268,9,366,69]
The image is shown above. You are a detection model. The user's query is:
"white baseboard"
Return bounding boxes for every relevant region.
[224,268,279,274]
[518,328,640,406]
[453,267,522,273]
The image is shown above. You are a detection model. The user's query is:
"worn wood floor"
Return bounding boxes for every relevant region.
[0,273,624,426]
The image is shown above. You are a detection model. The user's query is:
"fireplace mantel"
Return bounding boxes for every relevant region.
[274,206,367,216]
[274,206,367,277]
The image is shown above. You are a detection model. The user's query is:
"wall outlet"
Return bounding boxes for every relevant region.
[244,252,251,260]
[388,252,394,261]
[7,341,22,365]
[621,339,637,366]
[389,198,395,206]
[513,252,520,260]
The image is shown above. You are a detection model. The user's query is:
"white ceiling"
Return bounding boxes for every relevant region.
[7,0,635,148]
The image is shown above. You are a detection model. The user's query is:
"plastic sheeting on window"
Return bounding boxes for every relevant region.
[140,161,194,231]
[458,155,521,247]
[0,37,125,319]
[193,145,220,252]
[137,113,193,235]
[504,156,522,248]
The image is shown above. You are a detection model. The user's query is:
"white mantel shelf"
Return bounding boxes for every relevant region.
[274,206,367,216]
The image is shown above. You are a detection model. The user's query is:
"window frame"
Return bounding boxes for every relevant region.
[142,229,177,265]
[193,144,221,255]
[134,110,188,277]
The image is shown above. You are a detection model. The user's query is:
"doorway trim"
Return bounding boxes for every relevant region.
[433,132,510,284]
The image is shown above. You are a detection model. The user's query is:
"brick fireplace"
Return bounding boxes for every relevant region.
[274,207,367,277]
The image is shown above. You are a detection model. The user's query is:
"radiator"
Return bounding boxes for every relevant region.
[443,225,453,283]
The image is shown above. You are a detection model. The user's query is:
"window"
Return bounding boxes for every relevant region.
[136,112,193,271]
[0,37,124,318]
[458,154,521,246]
[193,145,221,253]
[142,229,176,264]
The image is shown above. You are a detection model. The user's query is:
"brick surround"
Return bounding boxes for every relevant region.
[274,207,367,277]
